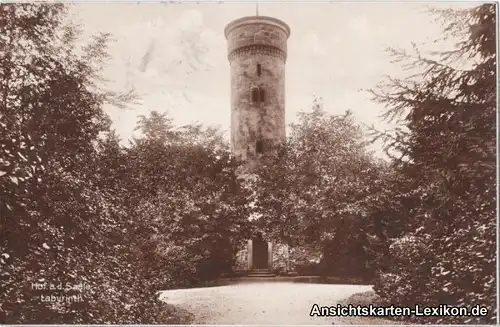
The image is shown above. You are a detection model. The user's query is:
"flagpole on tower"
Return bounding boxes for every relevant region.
[256,2,259,16]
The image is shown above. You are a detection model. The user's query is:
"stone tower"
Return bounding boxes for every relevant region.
[225,16,290,274]
[225,16,290,170]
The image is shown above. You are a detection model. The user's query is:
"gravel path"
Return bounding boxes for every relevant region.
[159,282,395,325]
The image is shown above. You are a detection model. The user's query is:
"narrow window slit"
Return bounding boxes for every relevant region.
[252,88,259,103]
[256,140,263,154]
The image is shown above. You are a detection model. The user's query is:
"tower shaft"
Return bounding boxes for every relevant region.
[225,16,290,171]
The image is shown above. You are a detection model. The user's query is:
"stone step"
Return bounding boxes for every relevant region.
[247,274,275,278]
[247,269,275,277]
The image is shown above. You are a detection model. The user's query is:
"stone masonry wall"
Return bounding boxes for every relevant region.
[225,17,289,55]
[226,17,289,170]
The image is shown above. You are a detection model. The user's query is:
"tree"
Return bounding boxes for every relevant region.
[0,4,183,323]
[251,99,384,278]
[124,111,252,286]
[368,4,496,323]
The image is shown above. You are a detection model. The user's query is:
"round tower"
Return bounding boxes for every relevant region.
[225,16,290,170]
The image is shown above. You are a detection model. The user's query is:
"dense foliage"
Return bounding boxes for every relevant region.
[0,4,175,323]
[250,100,385,280]
[367,4,496,324]
[0,4,249,323]
[124,111,252,287]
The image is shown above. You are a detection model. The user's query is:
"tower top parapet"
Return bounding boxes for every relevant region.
[225,16,290,62]
[224,16,291,39]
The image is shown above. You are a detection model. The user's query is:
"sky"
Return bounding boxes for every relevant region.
[69,2,476,156]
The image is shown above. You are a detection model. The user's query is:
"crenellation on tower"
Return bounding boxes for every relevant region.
[225,16,290,55]
[228,45,287,62]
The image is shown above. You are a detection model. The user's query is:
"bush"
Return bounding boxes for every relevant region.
[373,233,435,307]
[373,220,495,324]
[295,263,322,276]
[153,245,203,290]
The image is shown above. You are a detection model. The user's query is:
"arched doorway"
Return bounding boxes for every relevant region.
[252,233,269,269]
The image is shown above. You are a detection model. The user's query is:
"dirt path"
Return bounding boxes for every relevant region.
[159,282,395,325]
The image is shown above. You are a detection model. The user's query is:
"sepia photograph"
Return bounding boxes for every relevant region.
[0,1,497,325]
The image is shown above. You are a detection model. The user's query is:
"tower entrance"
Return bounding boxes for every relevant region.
[252,235,269,269]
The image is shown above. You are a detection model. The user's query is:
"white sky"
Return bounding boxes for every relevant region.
[70,2,477,155]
